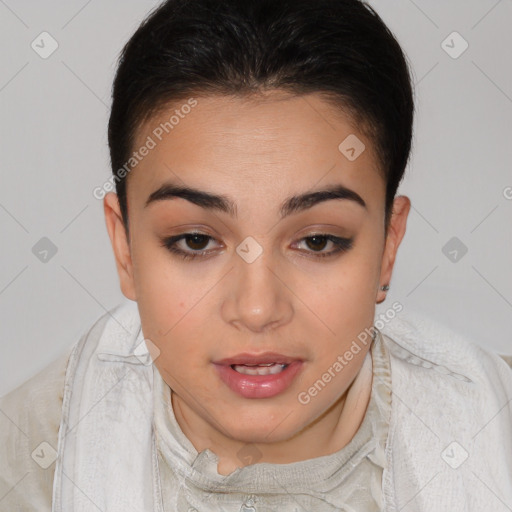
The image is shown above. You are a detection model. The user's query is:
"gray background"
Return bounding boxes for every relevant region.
[1,0,511,396]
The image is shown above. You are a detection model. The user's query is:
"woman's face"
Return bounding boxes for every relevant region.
[105,90,409,449]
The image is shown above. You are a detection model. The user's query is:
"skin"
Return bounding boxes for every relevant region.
[104,90,410,476]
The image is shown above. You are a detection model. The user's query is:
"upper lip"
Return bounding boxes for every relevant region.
[213,352,301,366]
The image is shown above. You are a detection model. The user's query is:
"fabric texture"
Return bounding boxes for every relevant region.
[1,300,511,512]
[0,346,72,511]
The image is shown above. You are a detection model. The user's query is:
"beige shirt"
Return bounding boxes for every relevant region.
[0,345,73,511]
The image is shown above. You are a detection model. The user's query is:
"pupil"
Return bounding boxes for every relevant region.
[186,234,208,250]
[306,236,327,251]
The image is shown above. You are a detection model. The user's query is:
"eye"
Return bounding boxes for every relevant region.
[160,232,219,260]
[161,232,353,262]
[294,234,353,258]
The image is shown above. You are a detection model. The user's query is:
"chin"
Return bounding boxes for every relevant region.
[215,406,303,444]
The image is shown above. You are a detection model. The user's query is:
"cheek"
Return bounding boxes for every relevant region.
[313,255,380,311]
[139,297,209,392]
[131,231,221,307]
[132,234,188,301]
[131,243,214,368]
[302,256,381,357]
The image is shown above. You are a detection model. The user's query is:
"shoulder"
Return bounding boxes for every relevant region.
[381,310,512,461]
[0,346,73,511]
[0,301,140,510]
[381,310,512,393]
[379,313,512,505]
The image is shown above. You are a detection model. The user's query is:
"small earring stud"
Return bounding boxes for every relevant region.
[381,284,390,292]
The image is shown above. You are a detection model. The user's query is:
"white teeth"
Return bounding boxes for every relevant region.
[232,363,287,376]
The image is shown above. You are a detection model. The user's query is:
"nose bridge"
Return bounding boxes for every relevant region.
[224,240,292,332]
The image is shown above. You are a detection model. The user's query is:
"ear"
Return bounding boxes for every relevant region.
[376,195,410,304]
[103,192,137,301]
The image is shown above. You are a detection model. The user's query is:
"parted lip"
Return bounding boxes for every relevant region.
[213,352,301,366]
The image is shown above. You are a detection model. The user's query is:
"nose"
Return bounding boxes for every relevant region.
[221,249,294,334]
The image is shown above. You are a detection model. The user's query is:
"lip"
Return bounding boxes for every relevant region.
[213,353,303,399]
[213,351,300,366]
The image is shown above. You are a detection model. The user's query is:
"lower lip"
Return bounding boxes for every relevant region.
[213,361,303,399]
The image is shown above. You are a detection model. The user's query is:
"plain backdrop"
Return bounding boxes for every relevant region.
[1,0,511,396]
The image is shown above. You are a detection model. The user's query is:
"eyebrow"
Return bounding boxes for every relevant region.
[145,181,367,219]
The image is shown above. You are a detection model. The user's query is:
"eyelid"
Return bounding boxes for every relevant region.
[292,234,353,258]
[161,232,222,259]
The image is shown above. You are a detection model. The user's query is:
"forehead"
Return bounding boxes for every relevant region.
[128,91,384,208]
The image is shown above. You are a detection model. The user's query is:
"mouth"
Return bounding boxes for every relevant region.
[213,352,299,366]
[230,362,288,376]
[213,352,303,399]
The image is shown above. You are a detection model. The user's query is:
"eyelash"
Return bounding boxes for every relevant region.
[160,232,354,261]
